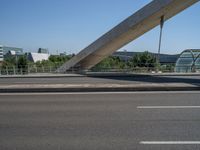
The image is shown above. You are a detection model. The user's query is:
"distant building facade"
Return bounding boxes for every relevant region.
[38,48,49,54]
[112,51,179,64]
[0,46,3,62]
[60,52,67,56]
[27,52,50,63]
[0,45,23,61]
[26,48,49,63]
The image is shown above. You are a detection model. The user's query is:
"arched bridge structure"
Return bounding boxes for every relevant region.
[57,0,199,73]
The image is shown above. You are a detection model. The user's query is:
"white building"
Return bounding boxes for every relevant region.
[27,53,50,62]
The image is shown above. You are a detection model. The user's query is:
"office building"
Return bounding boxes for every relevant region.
[0,45,23,61]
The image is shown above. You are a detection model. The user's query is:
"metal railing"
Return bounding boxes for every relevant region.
[0,63,199,75]
[0,65,60,75]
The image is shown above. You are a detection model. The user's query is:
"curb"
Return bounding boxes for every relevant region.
[0,86,199,93]
[1,73,200,78]
[0,74,84,78]
[86,72,200,77]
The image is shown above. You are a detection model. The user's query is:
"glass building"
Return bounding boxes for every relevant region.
[0,45,3,62]
[0,45,23,62]
[175,49,200,73]
[2,46,23,56]
[38,48,49,54]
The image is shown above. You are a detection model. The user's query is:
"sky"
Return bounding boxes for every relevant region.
[0,0,199,54]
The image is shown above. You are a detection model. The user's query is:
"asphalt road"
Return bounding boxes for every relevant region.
[0,75,200,85]
[1,91,200,150]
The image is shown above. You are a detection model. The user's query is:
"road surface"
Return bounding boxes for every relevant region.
[0,75,200,85]
[1,91,200,149]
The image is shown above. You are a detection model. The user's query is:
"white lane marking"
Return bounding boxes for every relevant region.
[137,106,200,109]
[140,141,200,145]
[0,91,200,96]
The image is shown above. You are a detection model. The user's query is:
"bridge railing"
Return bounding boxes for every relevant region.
[0,63,199,75]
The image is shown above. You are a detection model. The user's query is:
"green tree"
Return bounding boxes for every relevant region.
[92,56,126,71]
[17,55,28,74]
[49,55,71,64]
[129,51,156,68]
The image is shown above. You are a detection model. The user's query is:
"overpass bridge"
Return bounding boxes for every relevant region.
[58,0,199,73]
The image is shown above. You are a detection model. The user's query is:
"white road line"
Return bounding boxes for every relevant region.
[0,91,200,96]
[137,106,200,109]
[140,141,200,145]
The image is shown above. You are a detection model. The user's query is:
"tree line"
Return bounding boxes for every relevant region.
[92,51,158,71]
[0,51,174,73]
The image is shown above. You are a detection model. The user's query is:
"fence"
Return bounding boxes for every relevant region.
[0,63,199,75]
[90,63,176,73]
[0,65,60,75]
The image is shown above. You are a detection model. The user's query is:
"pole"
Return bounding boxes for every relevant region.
[13,66,16,75]
[157,16,165,64]
[6,66,8,75]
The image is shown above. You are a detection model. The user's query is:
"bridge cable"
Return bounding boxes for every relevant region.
[157,15,165,65]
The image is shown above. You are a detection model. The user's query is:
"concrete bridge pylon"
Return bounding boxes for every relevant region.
[57,0,199,73]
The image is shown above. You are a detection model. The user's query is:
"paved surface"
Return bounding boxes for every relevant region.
[0,75,199,92]
[1,91,200,150]
[0,75,200,85]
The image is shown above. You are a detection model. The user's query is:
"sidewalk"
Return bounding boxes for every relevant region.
[0,83,199,93]
[0,73,199,93]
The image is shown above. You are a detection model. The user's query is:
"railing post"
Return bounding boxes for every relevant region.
[49,66,52,73]
[42,66,45,73]
[27,65,29,74]
[13,66,16,75]
[6,67,8,75]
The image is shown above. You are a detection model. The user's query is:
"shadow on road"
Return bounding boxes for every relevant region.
[92,75,200,86]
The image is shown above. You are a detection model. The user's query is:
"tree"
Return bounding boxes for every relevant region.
[129,51,156,68]
[17,55,28,74]
[92,56,126,71]
[0,55,28,74]
[49,55,71,64]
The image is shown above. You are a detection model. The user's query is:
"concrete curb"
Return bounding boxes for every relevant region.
[0,84,199,93]
[1,73,200,78]
[0,74,84,78]
[86,72,200,77]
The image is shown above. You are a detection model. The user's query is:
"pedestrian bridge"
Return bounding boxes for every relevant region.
[57,0,199,73]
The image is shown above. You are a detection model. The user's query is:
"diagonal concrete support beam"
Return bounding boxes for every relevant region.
[58,0,199,72]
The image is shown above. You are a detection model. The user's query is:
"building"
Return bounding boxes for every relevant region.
[112,51,179,64]
[0,45,23,61]
[0,45,3,62]
[175,49,200,73]
[38,48,49,54]
[2,46,23,56]
[27,48,49,63]
[4,50,24,60]
[27,52,50,63]
[60,52,67,56]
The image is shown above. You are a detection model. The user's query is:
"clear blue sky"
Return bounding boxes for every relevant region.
[0,0,199,54]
